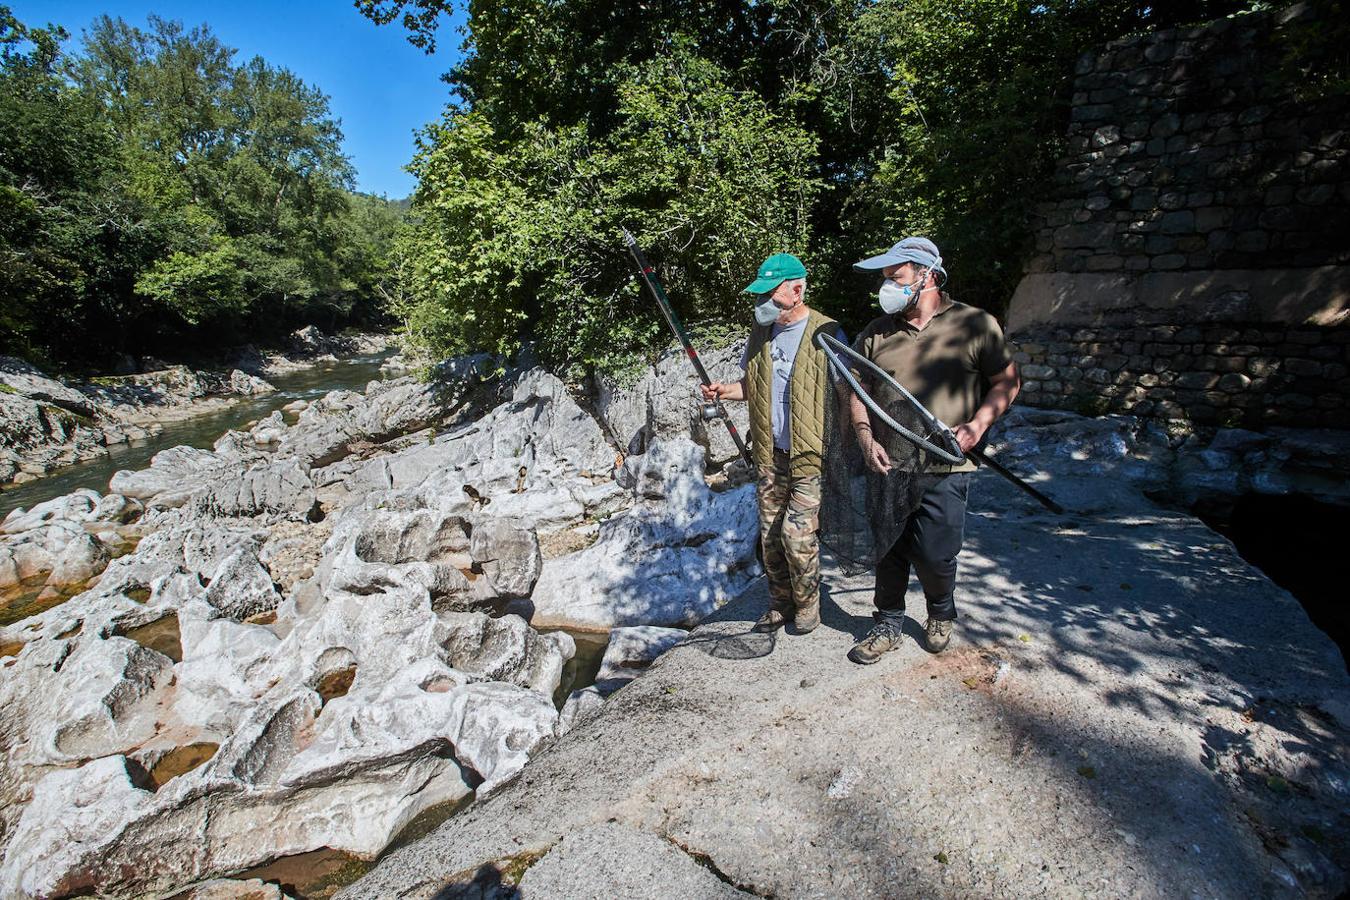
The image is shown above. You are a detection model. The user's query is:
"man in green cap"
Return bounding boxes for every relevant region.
[702,253,845,634]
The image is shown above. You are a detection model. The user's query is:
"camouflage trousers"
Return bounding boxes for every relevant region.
[757,448,822,614]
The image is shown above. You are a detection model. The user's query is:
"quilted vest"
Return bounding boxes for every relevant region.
[745,308,840,478]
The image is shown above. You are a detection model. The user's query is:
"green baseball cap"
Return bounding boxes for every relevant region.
[742,252,807,294]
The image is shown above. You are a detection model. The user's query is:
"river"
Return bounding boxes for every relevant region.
[0,353,395,520]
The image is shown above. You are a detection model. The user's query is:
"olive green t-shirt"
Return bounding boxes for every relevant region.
[851,294,1013,473]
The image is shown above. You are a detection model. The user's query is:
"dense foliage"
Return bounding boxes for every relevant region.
[361,0,1269,371]
[0,8,403,370]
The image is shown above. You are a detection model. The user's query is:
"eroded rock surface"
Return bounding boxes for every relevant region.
[0,352,767,898]
[338,413,1350,900]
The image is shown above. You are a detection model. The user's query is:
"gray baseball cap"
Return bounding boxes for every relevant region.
[853,236,946,276]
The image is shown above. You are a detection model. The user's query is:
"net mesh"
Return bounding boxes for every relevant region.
[819,338,951,576]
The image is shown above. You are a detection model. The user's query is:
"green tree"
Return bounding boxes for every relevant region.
[396,47,818,372]
[362,0,1267,363]
[0,9,400,369]
[0,6,122,365]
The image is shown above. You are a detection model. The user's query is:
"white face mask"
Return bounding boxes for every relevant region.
[753,296,781,326]
[878,278,918,315]
[878,264,936,314]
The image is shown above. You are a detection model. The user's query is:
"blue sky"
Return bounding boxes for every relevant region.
[11,0,465,198]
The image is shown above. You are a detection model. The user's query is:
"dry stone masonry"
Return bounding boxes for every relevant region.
[1009,4,1349,429]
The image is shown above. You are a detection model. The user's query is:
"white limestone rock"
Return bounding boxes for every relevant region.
[469,518,541,598]
[202,546,284,621]
[594,625,687,695]
[40,636,174,763]
[530,438,759,629]
[439,612,574,696]
[110,445,223,507]
[193,458,317,522]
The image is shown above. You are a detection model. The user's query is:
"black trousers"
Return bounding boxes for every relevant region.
[873,471,970,623]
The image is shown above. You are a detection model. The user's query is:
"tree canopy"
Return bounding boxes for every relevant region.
[0,7,404,370]
[361,0,1266,373]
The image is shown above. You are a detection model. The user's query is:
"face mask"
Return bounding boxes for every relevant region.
[753,296,781,326]
[878,278,917,315]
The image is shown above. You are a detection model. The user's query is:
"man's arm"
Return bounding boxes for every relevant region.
[839,381,892,473]
[954,360,1020,453]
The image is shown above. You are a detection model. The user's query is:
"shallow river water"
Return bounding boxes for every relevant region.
[0,353,393,520]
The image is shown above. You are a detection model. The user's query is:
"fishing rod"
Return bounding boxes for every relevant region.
[816,332,1064,514]
[621,228,752,467]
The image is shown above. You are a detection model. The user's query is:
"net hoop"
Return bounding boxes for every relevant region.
[814,331,966,466]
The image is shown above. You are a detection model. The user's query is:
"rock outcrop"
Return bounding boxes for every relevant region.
[0,349,762,898]
[5,336,1347,899]
[339,410,1350,900]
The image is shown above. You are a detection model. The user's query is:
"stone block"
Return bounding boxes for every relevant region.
[1151,113,1182,138]
[1195,207,1230,232]
[1285,358,1324,377]
[1175,372,1219,390]
[1091,125,1121,147]
[1086,255,1125,271]
[1159,211,1195,234]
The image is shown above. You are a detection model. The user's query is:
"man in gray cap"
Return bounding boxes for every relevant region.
[843,236,1020,663]
[702,253,845,635]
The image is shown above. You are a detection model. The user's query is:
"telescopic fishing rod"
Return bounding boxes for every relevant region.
[621,228,753,467]
[816,332,1064,515]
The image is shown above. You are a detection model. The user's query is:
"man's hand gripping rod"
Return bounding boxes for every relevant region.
[622,228,752,466]
[816,332,1064,515]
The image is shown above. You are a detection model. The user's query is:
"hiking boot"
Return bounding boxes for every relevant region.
[754,606,790,633]
[793,602,820,634]
[847,620,903,665]
[925,617,954,653]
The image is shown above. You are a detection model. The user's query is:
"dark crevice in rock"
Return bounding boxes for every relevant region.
[1193,492,1348,673]
[236,846,373,900]
[664,835,772,897]
[382,789,477,856]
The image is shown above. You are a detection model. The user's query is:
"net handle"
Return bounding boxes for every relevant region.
[815,331,967,466]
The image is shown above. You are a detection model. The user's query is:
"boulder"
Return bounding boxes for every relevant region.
[530,438,759,630]
[439,612,575,696]
[278,361,495,467]
[110,445,223,506]
[556,686,606,737]
[469,518,542,598]
[193,458,317,522]
[593,342,748,465]
[0,356,97,417]
[39,636,174,763]
[1,489,100,535]
[202,546,284,621]
[594,625,686,695]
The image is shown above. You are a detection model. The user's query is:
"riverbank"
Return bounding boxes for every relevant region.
[0,330,397,495]
[0,341,1346,898]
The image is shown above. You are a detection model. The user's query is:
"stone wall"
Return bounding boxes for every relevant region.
[1012,314,1349,428]
[1008,3,1350,428]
